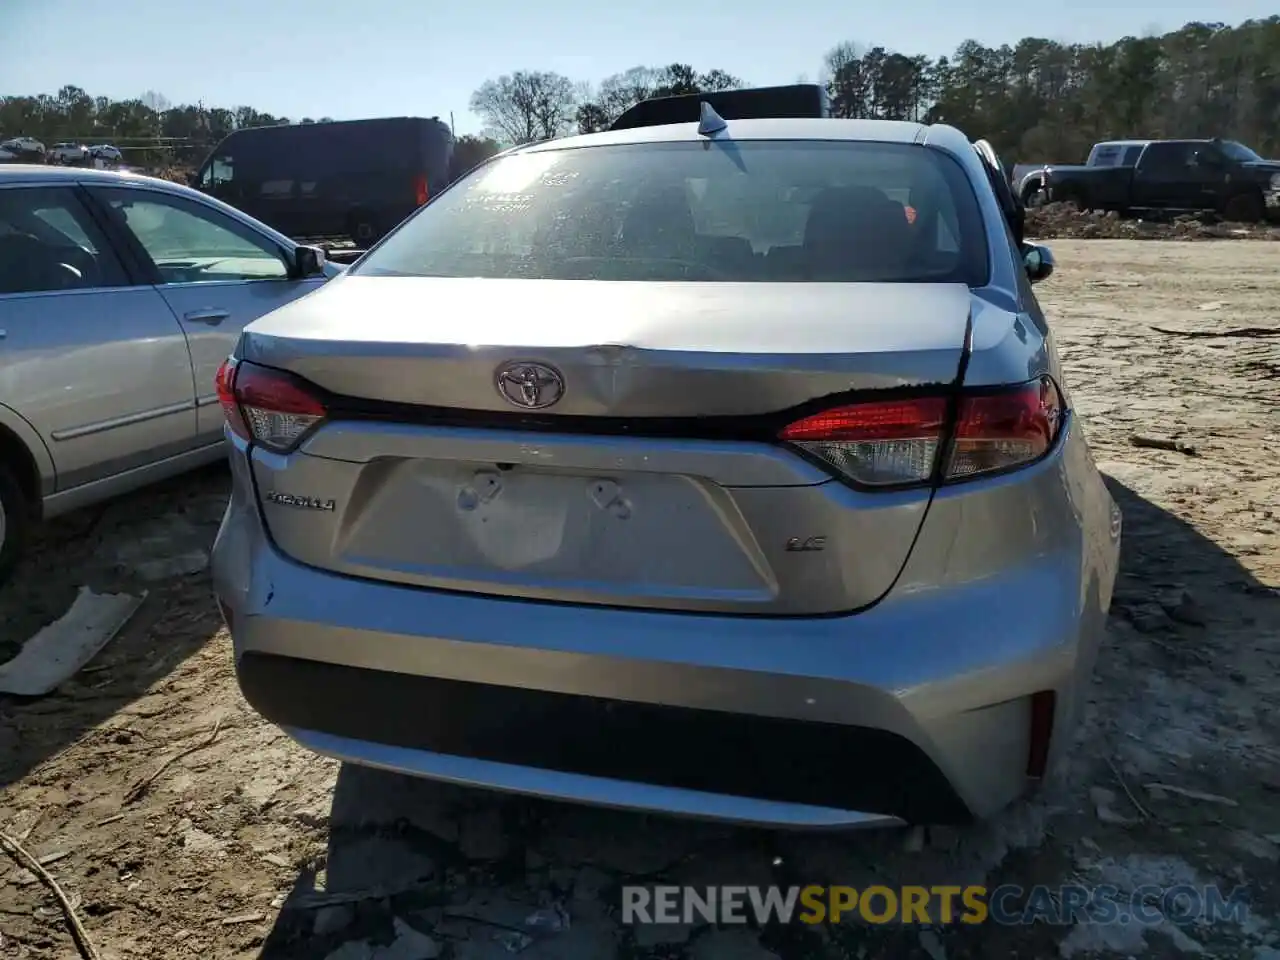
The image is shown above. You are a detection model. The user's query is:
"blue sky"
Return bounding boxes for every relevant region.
[6,0,1275,136]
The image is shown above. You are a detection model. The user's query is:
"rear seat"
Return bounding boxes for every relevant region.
[697,235,756,277]
[762,245,808,280]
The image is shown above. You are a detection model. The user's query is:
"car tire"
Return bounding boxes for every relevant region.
[0,462,30,585]
[1223,191,1264,224]
[1022,185,1047,208]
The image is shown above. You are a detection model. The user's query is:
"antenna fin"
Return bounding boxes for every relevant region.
[697,102,728,136]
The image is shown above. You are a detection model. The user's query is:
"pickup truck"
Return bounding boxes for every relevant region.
[1027,138,1280,222]
[1014,141,1144,207]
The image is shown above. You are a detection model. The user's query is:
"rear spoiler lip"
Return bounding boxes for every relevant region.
[608,83,832,131]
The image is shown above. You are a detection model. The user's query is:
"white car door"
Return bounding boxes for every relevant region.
[86,185,327,443]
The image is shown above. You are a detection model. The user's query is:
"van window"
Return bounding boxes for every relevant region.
[212,156,235,185]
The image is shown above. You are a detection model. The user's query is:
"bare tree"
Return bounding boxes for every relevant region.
[140,90,171,113]
[576,64,746,133]
[824,42,871,118]
[470,71,578,144]
[597,66,665,120]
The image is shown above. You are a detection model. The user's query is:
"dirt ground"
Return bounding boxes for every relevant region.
[1,240,1279,960]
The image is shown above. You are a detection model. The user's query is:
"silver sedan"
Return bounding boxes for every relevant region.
[0,165,338,580]
[213,111,1121,828]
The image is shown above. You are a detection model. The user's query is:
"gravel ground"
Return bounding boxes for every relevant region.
[1,239,1278,960]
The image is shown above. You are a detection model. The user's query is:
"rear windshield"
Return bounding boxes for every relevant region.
[353,140,989,284]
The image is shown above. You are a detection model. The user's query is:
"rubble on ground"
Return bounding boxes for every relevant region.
[1026,202,1280,241]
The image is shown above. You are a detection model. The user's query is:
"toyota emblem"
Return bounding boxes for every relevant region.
[495,361,565,410]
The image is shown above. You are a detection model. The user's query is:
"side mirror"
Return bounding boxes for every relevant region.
[292,245,327,279]
[1022,243,1055,284]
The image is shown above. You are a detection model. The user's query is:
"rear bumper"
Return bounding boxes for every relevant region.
[239,652,969,825]
[213,425,1120,827]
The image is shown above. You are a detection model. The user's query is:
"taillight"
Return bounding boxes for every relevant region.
[214,358,327,453]
[779,397,947,487]
[413,173,429,206]
[949,376,1062,480]
[778,376,1063,488]
[214,357,248,441]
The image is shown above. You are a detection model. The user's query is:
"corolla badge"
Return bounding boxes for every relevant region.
[495,361,565,409]
[266,491,336,511]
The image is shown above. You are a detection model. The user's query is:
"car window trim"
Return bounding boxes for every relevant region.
[68,184,156,286]
[79,182,295,286]
[0,284,157,303]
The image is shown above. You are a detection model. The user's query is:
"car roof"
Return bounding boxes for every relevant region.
[0,162,307,251]
[0,164,186,190]
[220,116,449,143]
[513,117,971,156]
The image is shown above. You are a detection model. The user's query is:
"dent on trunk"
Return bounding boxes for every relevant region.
[239,278,979,418]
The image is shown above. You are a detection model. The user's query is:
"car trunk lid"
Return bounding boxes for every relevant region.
[238,276,976,615]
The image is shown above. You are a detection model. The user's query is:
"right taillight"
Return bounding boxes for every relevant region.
[214,358,327,454]
[777,376,1063,489]
[948,376,1062,480]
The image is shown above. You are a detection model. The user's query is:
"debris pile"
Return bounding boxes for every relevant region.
[147,165,195,184]
[1025,203,1280,241]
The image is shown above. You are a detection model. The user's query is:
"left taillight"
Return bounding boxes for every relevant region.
[779,396,947,487]
[214,358,327,454]
[777,375,1063,489]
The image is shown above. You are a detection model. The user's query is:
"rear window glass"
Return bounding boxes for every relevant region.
[353,140,989,284]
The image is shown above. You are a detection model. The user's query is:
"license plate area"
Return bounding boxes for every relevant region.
[338,461,774,601]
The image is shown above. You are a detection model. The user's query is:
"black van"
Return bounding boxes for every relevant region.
[609,84,831,130]
[192,117,454,246]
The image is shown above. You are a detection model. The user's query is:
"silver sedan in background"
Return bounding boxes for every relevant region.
[0,165,337,580]
[213,111,1121,828]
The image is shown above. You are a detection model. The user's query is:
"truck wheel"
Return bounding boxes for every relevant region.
[1223,191,1264,224]
[0,463,30,585]
[1056,190,1086,212]
[1022,185,1047,208]
[348,214,380,247]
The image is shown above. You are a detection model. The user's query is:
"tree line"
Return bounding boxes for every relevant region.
[468,17,1280,162]
[4,16,1278,174]
[0,87,501,174]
